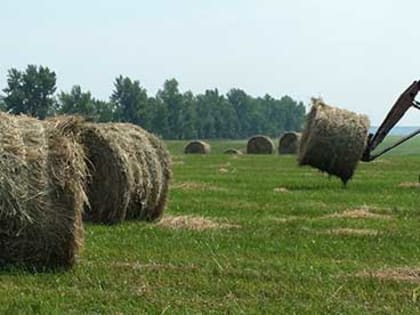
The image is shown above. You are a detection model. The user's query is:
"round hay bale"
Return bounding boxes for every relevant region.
[0,113,87,269]
[224,148,242,155]
[246,135,274,154]
[80,123,171,224]
[278,132,301,154]
[79,124,133,224]
[298,99,370,184]
[114,124,171,221]
[184,141,211,154]
[142,132,171,220]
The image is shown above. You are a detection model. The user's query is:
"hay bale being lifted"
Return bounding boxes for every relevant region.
[184,141,211,154]
[80,123,171,224]
[0,113,87,269]
[246,135,274,154]
[298,98,370,184]
[279,132,301,154]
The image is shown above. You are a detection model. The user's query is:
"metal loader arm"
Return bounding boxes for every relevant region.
[362,80,420,161]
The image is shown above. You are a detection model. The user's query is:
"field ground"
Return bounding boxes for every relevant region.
[1,136,420,313]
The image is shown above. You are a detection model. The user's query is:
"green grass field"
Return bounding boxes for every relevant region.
[1,136,420,314]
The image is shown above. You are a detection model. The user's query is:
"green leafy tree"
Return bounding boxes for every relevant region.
[95,100,116,122]
[227,89,253,136]
[217,94,240,138]
[58,85,115,122]
[279,96,305,132]
[157,79,184,139]
[0,95,5,111]
[3,65,57,118]
[196,92,216,138]
[111,75,149,126]
[257,94,285,136]
[196,89,239,139]
[148,96,170,138]
[180,91,197,139]
[58,85,98,119]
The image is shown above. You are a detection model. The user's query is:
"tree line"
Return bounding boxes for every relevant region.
[0,65,306,139]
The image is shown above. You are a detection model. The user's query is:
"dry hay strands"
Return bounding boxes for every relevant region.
[80,123,171,224]
[184,140,211,154]
[298,99,370,185]
[0,113,88,270]
[246,135,274,154]
[278,132,301,154]
[224,148,242,155]
[142,132,172,220]
[117,124,171,221]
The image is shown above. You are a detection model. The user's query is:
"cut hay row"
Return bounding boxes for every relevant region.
[278,132,301,154]
[80,123,171,224]
[298,99,370,184]
[0,113,87,269]
[246,135,274,154]
[224,148,242,155]
[184,140,211,154]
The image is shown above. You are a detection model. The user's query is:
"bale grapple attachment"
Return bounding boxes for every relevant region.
[362,80,420,161]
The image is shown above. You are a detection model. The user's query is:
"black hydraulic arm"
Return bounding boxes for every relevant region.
[362,80,420,161]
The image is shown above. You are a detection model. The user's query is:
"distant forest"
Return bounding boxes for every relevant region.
[0,65,306,139]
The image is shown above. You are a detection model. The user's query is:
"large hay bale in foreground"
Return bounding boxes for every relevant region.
[80,123,171,224]
[184,141,211,154]
[246,135,274,154]
[298,99,370,184]
[278,132,301,154]
[0,113,87,269]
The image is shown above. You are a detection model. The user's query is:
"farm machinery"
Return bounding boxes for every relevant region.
[361,80,420,161]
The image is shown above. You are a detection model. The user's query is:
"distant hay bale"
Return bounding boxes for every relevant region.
[246,135,274,154]
[80,123,171,224]
[298,99,370,184]
[0,113,87,269]
[224,148,242,155]
[184,141,211,154]
[279,132,301,154]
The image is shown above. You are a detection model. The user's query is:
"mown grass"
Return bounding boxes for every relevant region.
[1,136,420,314]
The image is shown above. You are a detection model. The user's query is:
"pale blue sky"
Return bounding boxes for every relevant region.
[1,0,419,125]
